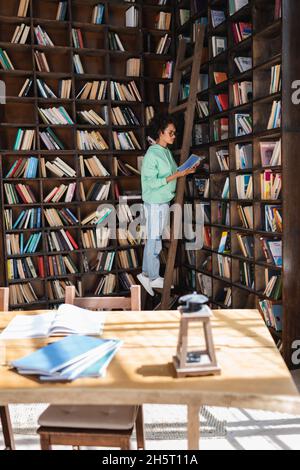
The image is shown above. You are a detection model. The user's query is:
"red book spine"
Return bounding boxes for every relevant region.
[65,230,79,249]
[37,256,45,277]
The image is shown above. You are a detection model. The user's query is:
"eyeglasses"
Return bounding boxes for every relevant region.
[166,131,176,137]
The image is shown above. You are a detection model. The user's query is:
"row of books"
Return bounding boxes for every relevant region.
[84,251,115,273]
[77,108,108,126]
[4,183,36,205]
[4,208,42,230]
[126,58,141,77]
[76,130,109,151]
[5,157,39,179]
[232,22,252,45]
[259,300,282,332]
[37,78,72,99]
[81,227,111,249]
[44,183,77,203]
[217,254,231,279]
[267,101,281,129]
[79,181,111,202]
[156,12,172,30]
[6,232,42,255]
[16,1,67,21]
[233,81,252,106]
[108,32,125,52]
[264,273,282,300]
[0,49,14,70]
[79,155,109,177]
[11,23,30,44]
[38,106,74,125]
[112,131,141,151]
[239,260,254,288]
[260,171,282,200]
[44,208,78,228]
[110,81,141,101]
[77,81,108,100]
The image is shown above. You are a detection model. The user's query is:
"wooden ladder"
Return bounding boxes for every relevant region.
[160,24,205,310]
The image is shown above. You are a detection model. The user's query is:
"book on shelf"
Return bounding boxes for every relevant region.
[34,51,50,72]
[260,237,282,267]
[76,130,109,151]
[47,279,82,301]
[86,250,115,273]
[237,204,253,229]
[155,34,171,54]
[236,233,254,258]
[11,23,30,44]
[211,10,226,29]
[59,79,73,100]
[13,129,36,151]
[42,157,76,178]
[81,207,112,226]
[39,128,65,150]
[44,207,78,228]
[212,36,227,57]
[91,3,105,25]
[111,106,139,126]
[76,80,108,101]
[217,202,229,225]
[108,32,125,51]
[4,208,42,230]
[6,232,42,255]
[81,227,111,249]
[1,304,106,340]
[264,272,282,300]
[80,181,111,202]
[203,227,212,248]
[110,81,142,102]
[45,254,78,276]
[232,22,252,45]
[162,61,173,79]
[267,101,281,129]
[179,9,190,26]
[56,1,68,21]
[38,106,74,125]
[158,83,172,103]
[213,72,228,85]
[236,174,253,200]
[95,273,116,295]
[196,100,209,118]
[213,118,228,141]
[73,54,84,74]
[117,248,139,269]
[274,0,282,20]
[126,58,141,77]
[119,272,137,291]
[270,64,281,94]
[117,228,141,247]
[234,56,252,73]
[0,49,14,70]
[221,177,230,199]
[45,229,79,252]
[259,300,282,332]
[4,183,37,205]
[229,0,248,16]
[260,170,282,200]
[156,12,172,30]
[11,334,121,382]
[34,25,54,47]
[218,231,230,254]
[115,159,140,177]
[235,113,252,136]
[126,6,138,27]
[44,182,76,203]
[10,283,38,306]
[5,157,39,179]
[260,140,281,167]
[18,78,33,97]
[265,205,282,233]
[217,254,231,279]
[7,256,42,281]
[239,261,254,288]
[233,81,253,106]
[235,143,252,169]
[77,107,108,126]
[214,94,228,112]
[17,0,30,17]
[194,177,209,198]
[112,131,141,151]
[72,28,84,49]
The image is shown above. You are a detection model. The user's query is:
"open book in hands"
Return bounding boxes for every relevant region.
[0,304,106,339]
[177,154,206,172]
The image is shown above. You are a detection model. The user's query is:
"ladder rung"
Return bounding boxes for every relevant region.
[169,102,188,114]
[178,56,193,71]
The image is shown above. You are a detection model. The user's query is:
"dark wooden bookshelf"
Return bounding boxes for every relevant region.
[0,0,175,308]
[175,0,300,367]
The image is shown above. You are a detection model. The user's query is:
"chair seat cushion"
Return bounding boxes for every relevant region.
[38,405,138,430]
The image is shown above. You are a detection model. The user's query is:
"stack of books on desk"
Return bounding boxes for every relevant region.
[10,335,122,382]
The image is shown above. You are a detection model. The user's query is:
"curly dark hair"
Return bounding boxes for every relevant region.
[148,112,177,140]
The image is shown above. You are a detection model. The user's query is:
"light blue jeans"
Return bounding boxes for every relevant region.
[142,202,170,281]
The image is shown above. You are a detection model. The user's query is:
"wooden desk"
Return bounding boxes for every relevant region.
[0,309,299,450]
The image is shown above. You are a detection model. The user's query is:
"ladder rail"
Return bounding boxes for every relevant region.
[161,25,205,309]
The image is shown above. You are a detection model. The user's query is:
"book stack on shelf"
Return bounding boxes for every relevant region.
[178,0,285,347]
[0,0,175,309]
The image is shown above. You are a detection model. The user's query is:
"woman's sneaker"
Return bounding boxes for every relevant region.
[137,273,154,296]
[150,277,174,289]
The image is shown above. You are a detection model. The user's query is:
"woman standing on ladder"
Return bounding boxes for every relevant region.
[137,113,197,296]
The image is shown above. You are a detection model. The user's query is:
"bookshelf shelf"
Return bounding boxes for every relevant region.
[0,0,175,308]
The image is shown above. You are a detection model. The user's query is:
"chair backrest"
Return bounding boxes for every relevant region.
[64,285,141,311]
[0,287,9,311]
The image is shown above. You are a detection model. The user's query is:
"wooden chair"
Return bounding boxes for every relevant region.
[37,285,145,450]
[0,287,15,450]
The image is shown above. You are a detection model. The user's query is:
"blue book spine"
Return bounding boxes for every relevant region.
[30,208,34,229]
[20,233,24,254]
[13,210,25,229]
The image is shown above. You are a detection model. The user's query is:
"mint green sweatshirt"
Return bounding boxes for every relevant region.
[141,144,177,204]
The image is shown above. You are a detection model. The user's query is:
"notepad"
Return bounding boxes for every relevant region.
[0,304,106,339]
[177,154,205,172]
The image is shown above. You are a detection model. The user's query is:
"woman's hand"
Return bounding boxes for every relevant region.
[166,165,199,183]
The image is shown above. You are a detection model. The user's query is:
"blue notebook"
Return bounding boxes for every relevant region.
[177,154,205,172]
[11,335,114,375]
